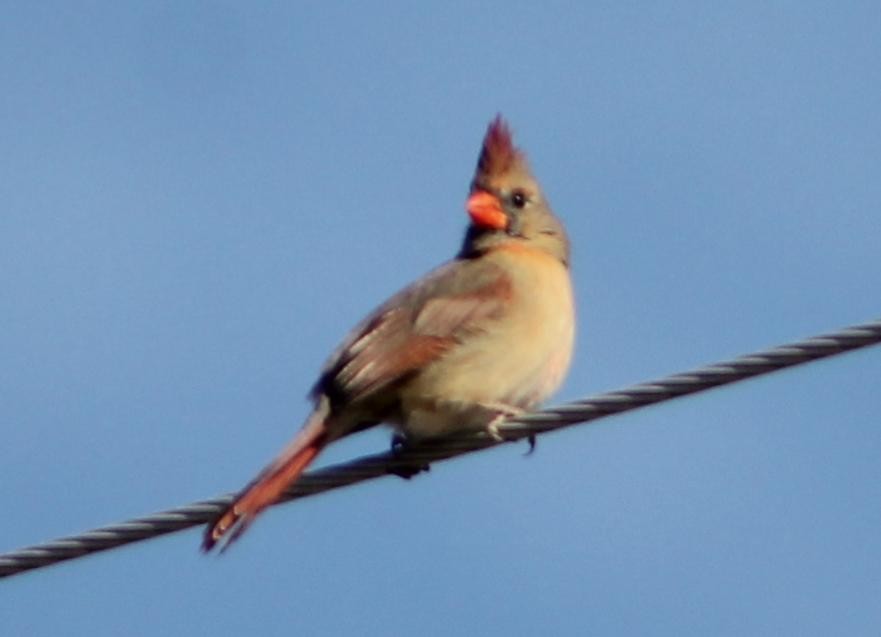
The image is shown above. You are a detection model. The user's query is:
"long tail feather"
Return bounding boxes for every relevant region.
[202,401,331,552]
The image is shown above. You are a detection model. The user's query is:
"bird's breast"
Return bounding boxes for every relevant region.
[398,245,575,438]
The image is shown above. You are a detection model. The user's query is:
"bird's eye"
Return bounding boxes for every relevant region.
[511,191,527,209]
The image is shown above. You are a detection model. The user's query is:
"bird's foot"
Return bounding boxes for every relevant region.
[482,403,525,442]
[390,432,408,454]
[486,416,505,442]
[388,432,430,480]
[480,404,535,454]
[388,463,430,480]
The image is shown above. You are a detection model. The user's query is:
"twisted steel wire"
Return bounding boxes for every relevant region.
[2,317,879,579]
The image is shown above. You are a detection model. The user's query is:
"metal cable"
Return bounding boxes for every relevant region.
[2,317,879,579]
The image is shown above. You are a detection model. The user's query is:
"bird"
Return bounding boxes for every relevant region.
[202,116,575,551]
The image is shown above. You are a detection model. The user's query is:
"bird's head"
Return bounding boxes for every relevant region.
[462,116,569,265]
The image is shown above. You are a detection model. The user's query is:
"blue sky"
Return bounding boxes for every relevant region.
[2,3,880,635]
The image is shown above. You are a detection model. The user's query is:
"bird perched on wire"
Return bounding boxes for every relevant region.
[203,116,575,551]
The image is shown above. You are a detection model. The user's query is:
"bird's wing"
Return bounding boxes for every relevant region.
[313,258,512,404]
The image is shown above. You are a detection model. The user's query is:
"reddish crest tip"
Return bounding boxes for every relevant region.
[476,115,522,179]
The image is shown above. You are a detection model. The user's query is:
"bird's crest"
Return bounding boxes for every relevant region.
[475,115,525,179]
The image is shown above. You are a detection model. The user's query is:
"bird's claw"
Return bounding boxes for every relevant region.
[390,432,408,454]
[486,419,505,442]
[483,408,536,454]
[387,462,430,480]
[484,404,525,443]
[388,432,429,479]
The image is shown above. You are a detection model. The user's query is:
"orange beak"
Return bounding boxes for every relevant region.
[466,191,507,230]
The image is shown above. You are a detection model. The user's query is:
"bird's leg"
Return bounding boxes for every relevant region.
[480,404,536,453]
[387,432,430,480]
[480,403,525,442]
[389,432,408,454]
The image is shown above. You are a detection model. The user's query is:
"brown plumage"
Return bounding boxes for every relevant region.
[202,116,575,551]
[475,116,523,180]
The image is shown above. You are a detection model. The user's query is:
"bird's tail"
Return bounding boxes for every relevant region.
[202,399,331,552]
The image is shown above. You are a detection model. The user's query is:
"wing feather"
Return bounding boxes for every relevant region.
[312,258,512,404]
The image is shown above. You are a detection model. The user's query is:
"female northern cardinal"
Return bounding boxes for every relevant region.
[203,116,575,551]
